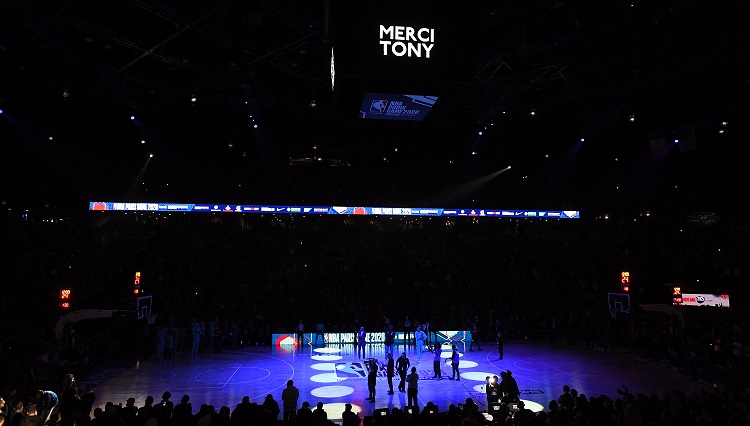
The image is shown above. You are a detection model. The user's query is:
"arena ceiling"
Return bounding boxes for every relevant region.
[1,0,749,213]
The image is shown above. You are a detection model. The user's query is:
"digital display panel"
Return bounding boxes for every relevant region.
[272,330,471,346]
[674,293,730,307]
[89,201,580,219]
[359,93,437,121]
[332,2,473,82]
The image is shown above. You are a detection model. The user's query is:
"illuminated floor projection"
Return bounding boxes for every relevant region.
[85,341,699,423]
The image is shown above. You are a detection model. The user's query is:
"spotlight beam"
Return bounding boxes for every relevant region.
[125,155,152,200]
[428,167,511,205]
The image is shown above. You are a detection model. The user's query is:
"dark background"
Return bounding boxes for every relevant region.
[1,0,749,217]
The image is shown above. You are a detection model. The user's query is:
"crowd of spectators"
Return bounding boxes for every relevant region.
[2,206,749,424]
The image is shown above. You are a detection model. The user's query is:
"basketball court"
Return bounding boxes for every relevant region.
[82,339,699,423]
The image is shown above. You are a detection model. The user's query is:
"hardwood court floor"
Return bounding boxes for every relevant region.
[85,341,699,423]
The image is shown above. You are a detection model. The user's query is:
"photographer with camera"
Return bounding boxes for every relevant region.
[486,375,500,405]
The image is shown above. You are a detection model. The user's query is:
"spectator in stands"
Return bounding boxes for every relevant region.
[312,402,327,424]
[513,400,535,425]
[35,390,58,425]
[195,405,215,426]
[558,384,574,410]
[138,395,155,423]
[281,380,299,422]
[263,394,280,421]
[341,403,360,426]
[214,406,230,426]
[296,401,312,424]
[23,405,43,426]
[78,385,95,420]
[172,394,193,426]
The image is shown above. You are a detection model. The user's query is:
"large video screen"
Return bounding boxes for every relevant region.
[332,2,473,83]
[359,93,437,121]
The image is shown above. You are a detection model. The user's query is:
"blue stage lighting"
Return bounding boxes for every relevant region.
[253,124,258,129]
[130,115,135,120]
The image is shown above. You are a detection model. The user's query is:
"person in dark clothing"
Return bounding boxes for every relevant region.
[119,398,139,426]
[557,384,574,410]
[78,385,95,421]
[497,330,504,360]
[449,344,461,380]
[357,327,367,359]
[296,401,313,424]
[432,343,443,379]
[469,319,482,351]
[155,391,174,426]
[513,401,535,425]
[386,353,395,394]
[396,352,410,392]
[172,394,193,426]
[312,402,327,425]
[506,370,520,402]
[314,322,325,345]
[384,324,396,358]
[403,317,412,348]
[341,403,360,426]
[366,359,378,402]
[406,367,419,408]
[296,320,305,348]
[138,395,155,423]
[35,390,58,425]
[263,394,280,421]
[58,374,79,426]
[281,380,299,422]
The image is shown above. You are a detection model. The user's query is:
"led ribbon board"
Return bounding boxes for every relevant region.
[89,202,580,219]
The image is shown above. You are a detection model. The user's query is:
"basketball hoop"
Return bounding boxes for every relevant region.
[147,313,158,325]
